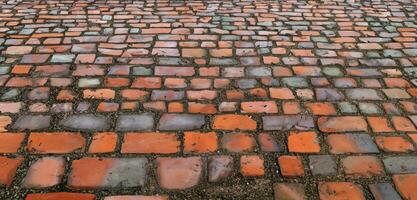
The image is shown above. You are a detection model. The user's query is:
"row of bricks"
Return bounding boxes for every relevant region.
[2,75,417,89]
[1,155,416,199]
[1,154,416,187]
[3,44,417,58]
[1,63,414,79]
[15,177,417,200]
[3,99,417,116]
[12,176,417,199]
[1,85,416,102]
[3,55,417,68]
[1,131,417,154]
[2,114,417,133]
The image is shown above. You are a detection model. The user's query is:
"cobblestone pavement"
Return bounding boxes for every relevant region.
[1,0,417,199]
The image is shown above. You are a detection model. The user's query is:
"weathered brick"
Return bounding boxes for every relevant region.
[156,157,203,189]
[23,157,65,188]
[27,132,85,154]
[318,182,365,200]
[60,114,110,131]
[318,116,367,132]
[263,115,314,131]
[121,132,179,154]
[69,158,147,188]
[0,156,23,187]
[158,114,205,131]
[116,114,154,131]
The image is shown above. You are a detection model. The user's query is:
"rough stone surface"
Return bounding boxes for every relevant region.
[59,114,110,131]
[157,114,205,131]
[116,113,154,131]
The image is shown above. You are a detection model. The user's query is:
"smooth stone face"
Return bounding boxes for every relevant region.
[116,113,155,131]
[369,183,402,200]
[60,114,110,131]
[157,114,205,131]
[102,158,148,187]
[346,89,383,100]
[309,155,337,175]
[157,157,203,189]
[11,115,51,131]
[263,115,314,131]
[208,156,233,182]
[383,156,417,174]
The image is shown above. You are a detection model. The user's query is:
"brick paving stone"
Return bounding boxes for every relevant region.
[213,114,257,131]
[263,115,314,131]
[318,182,366,200]
[59,114,110,131]
[25,193,96,200]
[11,115,51,131]
[369,183,402,200]
[308,155,337,176]
[383,156,417,174]
[0,133,25,153]
[68,158,147,189]
[27,132,85,154]
[240,155,265,177]
[393,174,417,200]
[208,156,233,182]
[1,0,417,198]
[116,114,154,131]
[157,114,205,131]
[273,183,306,200]
[156,157,203,190]
[22,157,65,188]
[327,134,379,154]
[121,132,179,154]
[0,156,23,187]
[341,156,384,178]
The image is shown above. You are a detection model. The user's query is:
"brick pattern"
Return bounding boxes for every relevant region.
[0,0,417,199]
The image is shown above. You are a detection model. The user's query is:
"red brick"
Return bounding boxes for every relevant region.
[184,132,218,153]
[0,156,23,187]
[83,89,115,100]
[156,157,203,189]
[187,90,217,100]
[278,156,304,177]
[392,116,417,132]
[258,133,280,152]
[305,102,336,115]
[367,117,394,133]
[23,157,65,188]
[240,155,265,176]
[0,116,12,132]
[88,132,117,153]
[0,133,25,153]
[27,132,85,154]
[121,89,148,101]
[121,132,179,154]
[288,131,320,153]
[132,77,162,89]
[241,101,278,113]
[221,133,256,153]
[318,182,366,200]
[318,116,368,132]
[269,88,295,99]
[376,136,414,152]
[26,193,96,200]
[282,101,301,114]
[341,156,384,178]
[188,102,217,114]
[213,114,257,131]
[393,174,417,200]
